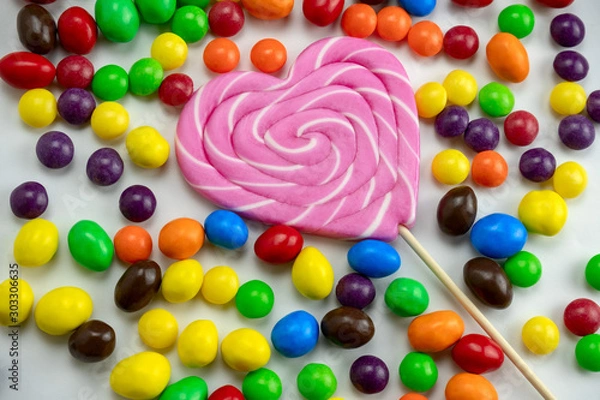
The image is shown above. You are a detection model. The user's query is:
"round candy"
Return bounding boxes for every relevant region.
[470,213,527,259]
[586,254,600,291]
[209,385,244,400]
[242,368,282,400]
[397,0,436,17]
[201,266,239,304]
[18,88,57,128]
[497,4,535,39]
[399,352,438,392]
[0,278,34,326]
[503,110,538,146]
[292,247,334,300]
[350,355,389,394]
[297,363,337,400]
[250,38,287,73]
[110,352,170,399]
[451,334,504,374]
[208,0,245,37]
[522,316,560,355]
[553,161,587,198]
[162,259,204,303]
[376,6,411,42]
[138,308,178,349]
[221,328,271,372]
[553,50,589,81]
[431,149,470,185]
[10,181,48,219]
[414,82,447,118]
[113,225,153,264]
[35,286,93,335]
[68,220,114,272]
[119,185,157,222]
[204,209,248,249]
[172,6,209,43]
[57,6,97,55]
[587,90,600,123]
[471,150,508,188]
[536,0,574,6]
[57,88,96,125]
[463,257,513,309]
[126,126,170,168]
[86,148,124,186]
[254,225,304,264]
[13,218,59,267]
[95,0,140,43]
[503,251,542,288]
[445,373,498,400]
[408,310,464,352]
[151,33,188,71]
[203,38,240,73]
[443,25,479,60]
[236,280,274,318]
[576,334,600,372]
[57,55,94,89]
[68,320,115,362]
[564,298,600,336]
[341,4,377,39]
[158,217,204,259]
[518,147,556,182]
[348,239,401,278]
[178,320,218,367]
[478,82,514,117]
[385,277,429,317]
[464,118,499,152]
[335,273,376,309]
[558,115,595,150]
[434,106,469,138]
[241,0,293,19]
[129,58,164,96]
[114,260,162,312]
[408,21,443,57]
[91,101,129,140]
[443,70,478,106]
[550,82,586,115]
[161,377,209,400]
[321,306,374,348]
[136,0,176,24]
[159,73,194,106]
[550,13,585,47]
[400,394,428,400]
[518,190,568,236]
[91,64,129,101]
[271,310,319,358]
[303,0,344,27]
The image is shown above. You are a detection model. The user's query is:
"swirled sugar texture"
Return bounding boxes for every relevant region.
[176,37,420,241]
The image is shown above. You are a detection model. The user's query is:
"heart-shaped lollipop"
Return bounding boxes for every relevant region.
[176,37,419,241]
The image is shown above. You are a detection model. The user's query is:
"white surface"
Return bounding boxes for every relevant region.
[1,0,599,399]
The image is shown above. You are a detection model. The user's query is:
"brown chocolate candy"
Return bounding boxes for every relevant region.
[320,306,374,348]
[437,186,477,236]
[464,257,513,309]
[114,260,162,312]
[68,320,115,362]
[17,4,56,55]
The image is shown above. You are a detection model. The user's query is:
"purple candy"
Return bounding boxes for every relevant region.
[335,273,376,309]
[57,88,96,125]
[119,185,157,222]
[550,13,585,47]
[10,181,48,219]
[434,106,469,138]
[350,355,389,394]
[586,90,600,123]
[36,131,74,169]
[519,148,556,182]
[553,50,589,81]
[464,118,500,152]
[86,148,124,186]
[559,115,595,150]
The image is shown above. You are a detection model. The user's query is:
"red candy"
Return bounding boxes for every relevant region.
[504,110,539,146]
[451,333,504,374]
[159,73,194,107]
[58,6,98,55]
[443,25,479,60]
[0,51,55,89]
[208,384,244,400]
[56,55,94,89]
[303,0,345,27]
[208,1,245,37]
[452,0,493,6]
[536,0,574,7]
[564,298,600,336]
[254,225,304,264]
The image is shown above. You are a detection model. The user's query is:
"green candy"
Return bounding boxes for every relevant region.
[297,363,337,400]
[135,0,176,24]
[503,251,542,288]
[399,352,438,392]
[586,254,600,291]
[68,220,114,272]
[172,6,209,43]
[95,0,140,43]
[385,277,429,317]
[159,376,208,400]
[235,280,275,319]
[92,65,129,101]
[576,334,600,372]
[129,58,164,96]
[479,82,515,117]
[243,368,282,400]
[498,4,535,39]
[177,0,210,9]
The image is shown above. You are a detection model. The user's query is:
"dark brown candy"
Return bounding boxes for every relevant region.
[114,260,162,312]
[464,257,513,309]
[17,4,57,55]
[437,186,477,236]
[68,320,116,362]
[320,306,375,348]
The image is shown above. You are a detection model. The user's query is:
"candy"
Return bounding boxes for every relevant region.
[127,126,170,168]
[522,316,560,355]
[537,0,573,6]
[486,33,529,83]
[86,148,124,186]
[586,255,600,291]
[17,4,56,55]
[136,0,176,24]
[221,328,271,371]
[443,70,478,106]
[587,90,600,122]
[303,0,343,27]
[92,65,129,101]
[558,115,595,150]
[518,190,568,236]
[336,273,376,309]
[436,186,477,236]
[399,352,438,392]
[201,266,239,304]
[162,259,204,303]
[138,308,178,349]
[550,13,585,47]
[204,209,248,249]
[376,6,411,42]
[114,226,153,264]
[151,33,188,71]
[158,217,204,259]
[34,286,93,335]
[160,377,209,400]
[129,58,164,96]
[464,118,499,152]
[434,106,469,138]
[519,147,556,182]
[203,38,240,74]
[553,50,589,81]
[271,310,319,357]
[254,225,303,264]
[68,320,116,362]
[209,385,244,400]
[350,355,389,394]
[463,257,513,309]
[18,88,56,128]
[57,55,94,89]
[114,260,162,312]
[503,110,538,146]
[445,373,498,400]
[178,320,218,367]
[95,0,140,43]
[68,220,114,272]
[91,101,129,140]
[208,0,245,36]
[398,0,436,16]
[292,246,334,300]
[0,52,55,89]
[297,363,337,400]
[110,352,171,399]
[385,277,429,317]
[348,239,400,278]
[553,161,587,198]
[470,213,527,258]
[250,38,287,74]
[564,298,600,336]
[242,369,282,400]
[431,149,470,185]
[172,6,209,43]
[159,73,194,106]
[57,88,96,125]
[119,185,157,223]
[497,4,535,39]
[57,6,97,55]
[550,82,586,115]
[235,279,274,318]
[452,0,493,6]
[13,218,58,267]
[471,150,508,188]
[10,181,48,219]
[478,82,514,117]
[340,4,377,39]
[407,21,443,57]
[503,251,542,288]
[241,0,293,19]
[415,82,447,118]
[451,334,504,374]
[0,278,34,326]
[443,25,479,60]
[575,334,600,371]
[400,394,428,400]
[321,306,374,348]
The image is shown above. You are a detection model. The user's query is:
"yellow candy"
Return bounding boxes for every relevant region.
[201,265,239,304]
[414,82,447,118]
[443,69,478,106]
[126,126,170,168]
[34,286,93,335]
[0,278,34,326]
[431,149,470,185]
[292,246,334,300]
[522,316,560,355]
[178,320,219,368]
[138,308,178,349]
[110,351,171,400]
[18,88,56,128]
[91,101,129,140]
[13,218,59,267]
[151,33,188,71]
[550,82,586,115]
[221,328,270,372]
[162,259,204,303]
[553,161,587,199]
[518,190,568,236]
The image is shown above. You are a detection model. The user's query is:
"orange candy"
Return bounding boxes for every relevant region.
[486,33,529,83]
[445,373,498,400]
[203,38,240,74]
[408,310,465,352]
[250,38,287,73]
[471,150,508,188]
[114,226,153,264]
[376,6,412,42]
[407,21,443,57]
[158,217,205,260]
[400,394,428,400]
[241,0,293,20]
[341,4,377,38]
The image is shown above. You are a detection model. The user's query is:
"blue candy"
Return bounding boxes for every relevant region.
[398,0,436,17]
[347,239,401,278]
[271,310,319,358]
[470,213,527,259]
[204,209,248,250]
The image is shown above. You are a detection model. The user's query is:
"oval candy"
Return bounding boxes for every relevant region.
[114,260,162,312]
[35,286,93,335]
[470,213,528,259]
[321,306,375,348]
[408,310,464,352]
[464,257,513,309]
[0,278,34,326]
[68,220,114,272]
[518,190,568,236]
[271,310,319,358]
[177,320,219,368]
[13,218,59,267]
[17,4,56,55]
[95,0,140,43]
[0,52,55,89]
[68,319,116,362]
[292,246,334,300]
[445,373,498,400]
[437,186,477,236]
[241,0,294,20]
[160,376,208,400]
[254,225,303,264]
[58,6,98,55]
[347,239,401,278]
[110,352,171,399]
[486,32,529,83]
[451,333,504,374]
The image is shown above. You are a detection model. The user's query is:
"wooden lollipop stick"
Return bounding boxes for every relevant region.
[398,225,556,400]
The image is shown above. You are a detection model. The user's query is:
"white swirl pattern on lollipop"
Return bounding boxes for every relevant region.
[176,37,419,241]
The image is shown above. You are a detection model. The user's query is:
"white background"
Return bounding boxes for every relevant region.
[1,0,600,399]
